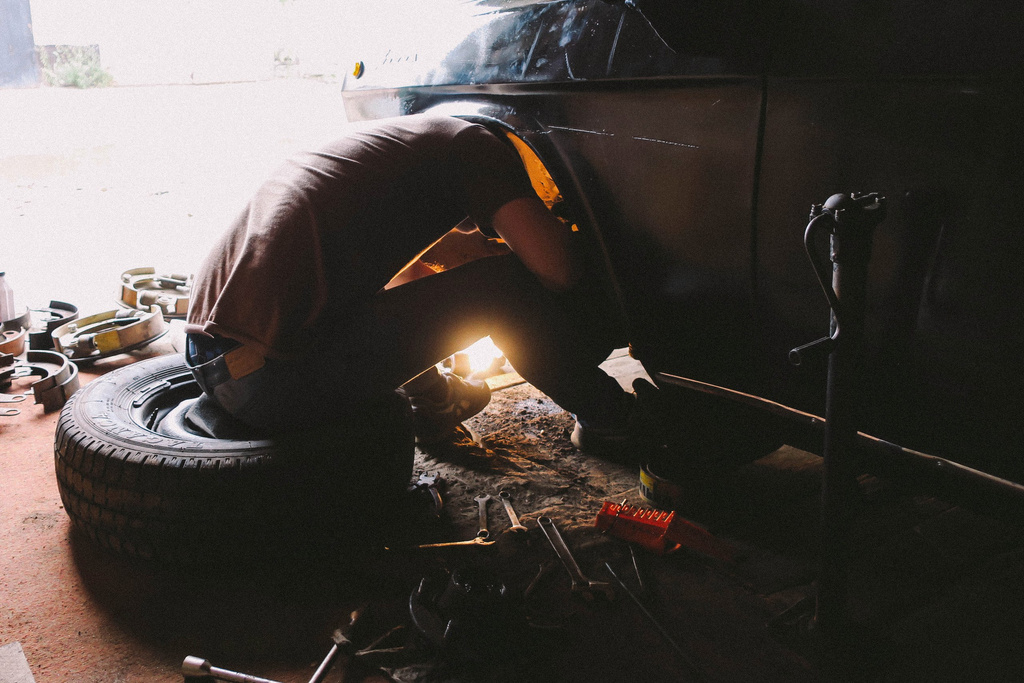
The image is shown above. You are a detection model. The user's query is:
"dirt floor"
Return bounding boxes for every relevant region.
[2,337,1023,682]
[3,81,1024,682]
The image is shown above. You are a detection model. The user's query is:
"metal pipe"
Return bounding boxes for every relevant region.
[656,371,1024,520]
[181,656,284,683]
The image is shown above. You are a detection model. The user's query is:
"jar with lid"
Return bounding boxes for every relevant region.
[0,272,14,323]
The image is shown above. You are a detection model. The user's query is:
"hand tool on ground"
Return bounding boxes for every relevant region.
[537,516,614,601]
[181,656,283,683]
[605,562,708,682]
[498,490,528,533]
[354,624,406,658]
[408,472,444,518]
[413,536,496,548]
[306,605,364,683]
[594,501,734,561]
[629,543,647,595]
[474,494,491,539]
[182,608,365,683]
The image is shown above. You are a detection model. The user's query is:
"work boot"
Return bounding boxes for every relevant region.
[401,371,491,444]
[571,378,656,456]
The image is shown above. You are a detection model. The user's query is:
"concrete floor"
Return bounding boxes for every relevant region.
[2,81,1024,682]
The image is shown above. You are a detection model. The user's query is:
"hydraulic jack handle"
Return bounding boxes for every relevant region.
[789,192,886,366]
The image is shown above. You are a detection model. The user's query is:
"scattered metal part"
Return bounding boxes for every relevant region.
[765,594,816,629]
[27,301,78,350]
[20,350,80,411]
[408,472,444,518]
[629,544,647,595]
[0,393,26,403]
[354,645,407,657]
[0,408,19,416]
[1,307,31,332]
[523,562,549,603]
[473,494,491,539]
[180,656,283,683]
[409,568,513,661]
[416,473,437,486]
[181,608,365,683]
[0,323,27,356]
[498,490,528,534]
[308,605,364,683]
[521,560,580,630]
[537,516,614,601]
[356,624,405,656]
[604,562,707,681]
[0,308,31,358]
[120,267,192,318]
[413,536,496,549]
[51,307,167,362]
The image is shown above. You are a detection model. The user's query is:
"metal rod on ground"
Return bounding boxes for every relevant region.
[181,656,284,683]
[604,562,708,682]
[309,606,365,683]
[307,642,340,683]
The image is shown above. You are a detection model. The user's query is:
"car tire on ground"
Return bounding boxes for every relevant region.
[54,354,415,564]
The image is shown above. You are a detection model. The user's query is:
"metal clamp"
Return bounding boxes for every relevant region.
[52,307,167,363]
[119,267,192,318]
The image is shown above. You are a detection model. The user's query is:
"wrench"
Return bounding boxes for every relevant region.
[537,516,614,601]
[474,494,492,539]
[498,490,528,534]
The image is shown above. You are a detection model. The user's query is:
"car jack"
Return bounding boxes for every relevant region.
[791,192,886,636]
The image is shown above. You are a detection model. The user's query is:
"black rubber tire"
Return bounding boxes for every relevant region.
[54,354,415,564]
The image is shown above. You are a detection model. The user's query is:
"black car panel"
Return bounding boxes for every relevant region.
[342,0,1024,480]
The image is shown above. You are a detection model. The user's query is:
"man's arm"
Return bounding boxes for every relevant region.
[384,221,512,290]
[490,196,582,292]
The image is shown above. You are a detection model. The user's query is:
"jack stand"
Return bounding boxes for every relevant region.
[791,192,886,637]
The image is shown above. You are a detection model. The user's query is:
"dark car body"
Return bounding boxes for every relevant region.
[340,1,1024,484]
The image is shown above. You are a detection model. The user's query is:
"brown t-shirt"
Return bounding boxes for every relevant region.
[186,115,533,359]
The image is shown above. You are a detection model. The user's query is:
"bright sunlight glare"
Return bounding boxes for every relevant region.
[462,336,505,375]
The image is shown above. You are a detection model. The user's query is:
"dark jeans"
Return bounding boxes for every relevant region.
[187,253,624,433]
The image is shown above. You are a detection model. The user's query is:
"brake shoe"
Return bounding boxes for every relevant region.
[0,316,28,356]
[52,307,168,363]
[20,350,81,411]
[119,267,192,318]
[0,350,80,412]
[28,300,79,350]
